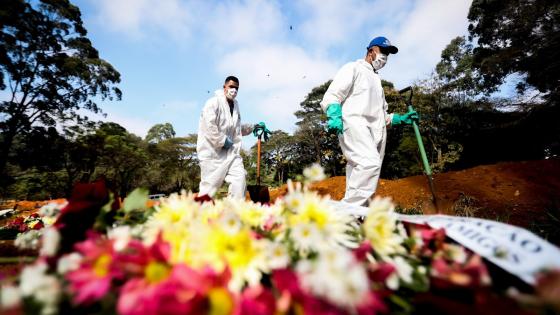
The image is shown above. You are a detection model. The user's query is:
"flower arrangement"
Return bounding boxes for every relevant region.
[0,166,553,315]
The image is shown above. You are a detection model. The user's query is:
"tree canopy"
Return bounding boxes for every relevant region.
[0,0,121,176]
[467,0,560,101]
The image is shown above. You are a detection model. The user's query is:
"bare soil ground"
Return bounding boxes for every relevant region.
[270,159,560,244]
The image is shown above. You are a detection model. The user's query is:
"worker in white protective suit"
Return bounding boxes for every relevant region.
[320,37,419,206]
[197,76,256,199]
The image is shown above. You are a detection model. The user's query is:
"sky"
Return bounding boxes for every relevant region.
[73,0,473,145]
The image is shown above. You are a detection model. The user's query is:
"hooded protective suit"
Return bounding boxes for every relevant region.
[197,90,248,198]
[321,59,393,206]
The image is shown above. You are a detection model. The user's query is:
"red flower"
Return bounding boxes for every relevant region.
[368,262,396,284]
[31,221,44,230]
[194,194,214,204]
[55,180,119,254]
[353,241,373,262]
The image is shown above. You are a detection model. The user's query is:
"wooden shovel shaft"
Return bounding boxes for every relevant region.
[256,137,261,186]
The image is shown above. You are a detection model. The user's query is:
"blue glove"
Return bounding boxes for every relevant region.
[223,137,233,149]
[391,110,419,126]
[326,103,343,135]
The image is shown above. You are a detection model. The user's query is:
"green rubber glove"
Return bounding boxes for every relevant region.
[391,110,419,126]
[326,103,343,135]
[253,122,271,141]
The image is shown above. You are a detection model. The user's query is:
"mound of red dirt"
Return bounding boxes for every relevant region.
[270,159,560,235]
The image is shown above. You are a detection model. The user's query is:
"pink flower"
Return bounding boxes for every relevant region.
[408,223,446,257]
[116,234,171,277]
[368,262,396,284]
[273,268,386,315]
[118,263,233,315]
[431,255,491,289]
[233,285,276,315]
[65,233,122,305]
[353,241,373,262]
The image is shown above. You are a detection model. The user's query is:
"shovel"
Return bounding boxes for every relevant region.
[399,86,440,213]
[247,124,271,203]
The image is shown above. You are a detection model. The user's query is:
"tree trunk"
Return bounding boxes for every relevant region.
[0,126,17,178]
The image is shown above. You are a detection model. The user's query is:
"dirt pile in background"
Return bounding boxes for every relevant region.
[270,159,560,237]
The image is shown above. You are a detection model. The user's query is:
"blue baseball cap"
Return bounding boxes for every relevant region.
[367,36,398,54]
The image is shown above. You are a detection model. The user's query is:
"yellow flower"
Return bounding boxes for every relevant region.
[144,262,170,284]
[208,288,233,315]
[93,254,112,277]
[285,190,357,251]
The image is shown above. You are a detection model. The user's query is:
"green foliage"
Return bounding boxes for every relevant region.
[145,123,176,144]
[0,0,121,177]
[123,188,149,213]
[467,0,560,101]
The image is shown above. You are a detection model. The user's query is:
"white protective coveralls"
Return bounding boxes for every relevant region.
[197,90,252,198]
[321,59,393,206]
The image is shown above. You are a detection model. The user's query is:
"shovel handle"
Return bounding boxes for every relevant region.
[409,105,432,177]
[256,137,262,186]
[399,86,432,177]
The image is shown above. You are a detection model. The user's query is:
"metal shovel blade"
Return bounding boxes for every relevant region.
[248,136,270,204]
[247,185,270,203]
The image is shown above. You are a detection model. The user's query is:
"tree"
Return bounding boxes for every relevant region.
[94,123,147,197]
[294,81,345,177]
[0,0,121,176]
[435,36,485,103]
[467,0,560,102]
[143,133,199,194]
[145,122,176,144]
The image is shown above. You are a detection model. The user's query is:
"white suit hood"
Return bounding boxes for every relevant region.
[321,59,392,128]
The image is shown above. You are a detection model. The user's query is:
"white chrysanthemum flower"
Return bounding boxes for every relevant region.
[144,191,199,245]
[14,230,42,250]
[19,262,48,296]
[108,225,132,251]
[19,262,61,315]
[217,211,242,235]
[57,252,83,274]
[1,285,21,310]
[39,227,60,257]
[282,189,305,213]
[33,276,61,315]
[384,256,414,290]
[38,202,65,219]
[303,163,326,182]
[228,199,268,228]
[368,196,395,213]
[263,241,290,270]
[363,198,405,256]
[444,244,467,264]
[297,248,369,311]
[287,191,357,252]
[290,223,322,253]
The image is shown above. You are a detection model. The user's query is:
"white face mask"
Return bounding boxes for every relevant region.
[371,52,387,71]
[226,87,238,100]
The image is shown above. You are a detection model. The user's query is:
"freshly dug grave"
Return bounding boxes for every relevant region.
[270,159,560,244]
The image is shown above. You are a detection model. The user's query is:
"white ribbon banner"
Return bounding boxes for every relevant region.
[328,200,560,285]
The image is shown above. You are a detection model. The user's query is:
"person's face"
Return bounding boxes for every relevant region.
[367,46,390,63]
[223,80,239,98]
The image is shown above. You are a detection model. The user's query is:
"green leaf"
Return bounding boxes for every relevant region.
[123,188,149,213]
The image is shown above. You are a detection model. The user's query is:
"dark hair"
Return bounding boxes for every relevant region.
[224,76,239,84]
